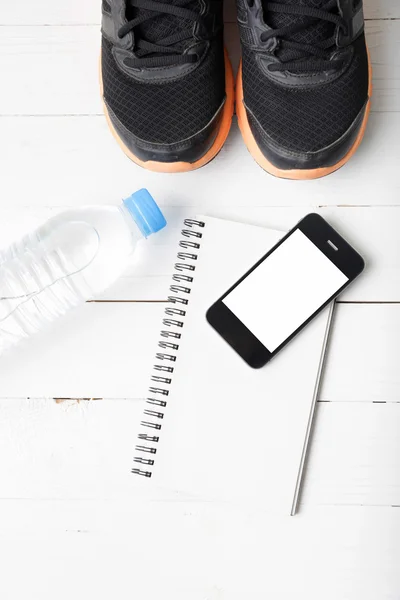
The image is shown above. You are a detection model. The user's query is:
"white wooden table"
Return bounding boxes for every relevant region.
[1,1,400,598]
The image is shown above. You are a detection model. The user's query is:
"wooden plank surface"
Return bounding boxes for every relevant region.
[1,0,400,598]
[304,402,400,507]
[0,26,103,115]
[0,287,397,401]
[0,396,400,509]
[320,304,400,403]
[1,504,400,600]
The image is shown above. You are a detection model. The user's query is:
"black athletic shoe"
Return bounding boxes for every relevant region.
[236,0,371,179]
[101,0,234,173]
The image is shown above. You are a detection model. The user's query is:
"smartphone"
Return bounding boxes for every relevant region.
[206,214,365,368]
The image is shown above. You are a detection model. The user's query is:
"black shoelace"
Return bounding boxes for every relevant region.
[118,0,203,68]
[261,0,347,73]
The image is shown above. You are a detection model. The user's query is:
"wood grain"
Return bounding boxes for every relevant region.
[0,297,396,402]
[1,504,400,600]
[1,397,400,511]
[321,304,400,403]
[0,26,102,115]
[304,401,400,507]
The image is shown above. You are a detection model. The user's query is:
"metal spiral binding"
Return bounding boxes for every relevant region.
[132,218,206,477]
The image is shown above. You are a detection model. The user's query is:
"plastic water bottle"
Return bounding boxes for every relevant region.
[0,189,166,356]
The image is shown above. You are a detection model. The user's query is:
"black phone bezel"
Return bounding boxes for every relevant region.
[206,213,365,369]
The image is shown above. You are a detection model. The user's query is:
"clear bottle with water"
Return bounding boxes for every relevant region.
[0,189,166,356]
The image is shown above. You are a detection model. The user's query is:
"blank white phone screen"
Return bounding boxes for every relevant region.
[223,229,348,352]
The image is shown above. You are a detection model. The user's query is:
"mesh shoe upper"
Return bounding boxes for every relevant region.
[241,0,370,154]
[128,0,200,49]
[101,0,225,146]
[267,0,338,59]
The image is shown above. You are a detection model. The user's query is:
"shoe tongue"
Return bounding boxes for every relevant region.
[127,0,200,52]
[265,0,337,60]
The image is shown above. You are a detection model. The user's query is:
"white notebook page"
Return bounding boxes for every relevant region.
[139,216,331,515]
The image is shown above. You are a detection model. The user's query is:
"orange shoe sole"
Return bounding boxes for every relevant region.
[236,52,373,180]
[100,49,235,174]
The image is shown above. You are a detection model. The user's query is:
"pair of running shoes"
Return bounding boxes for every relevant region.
[101,0,371,180]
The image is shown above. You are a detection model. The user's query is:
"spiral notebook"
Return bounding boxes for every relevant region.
[133,216,333,515]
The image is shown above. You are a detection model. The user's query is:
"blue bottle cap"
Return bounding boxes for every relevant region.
[123,189,167,238]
